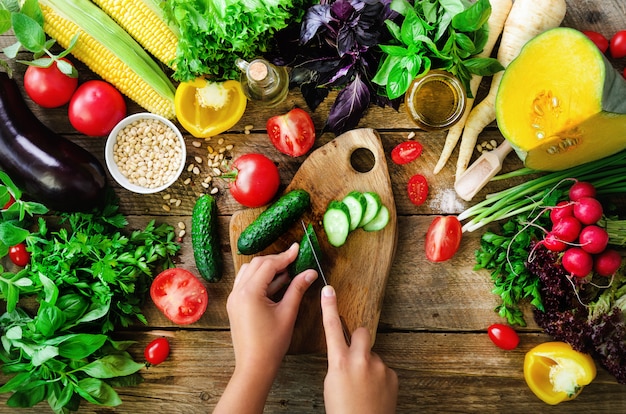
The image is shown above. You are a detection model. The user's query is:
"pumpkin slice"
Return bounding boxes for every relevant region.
[496,27,626,171]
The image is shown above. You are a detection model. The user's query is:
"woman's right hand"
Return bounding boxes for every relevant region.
[321,285,398,413]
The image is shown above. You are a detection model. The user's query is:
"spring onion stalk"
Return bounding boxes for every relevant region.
[459,150,626,232]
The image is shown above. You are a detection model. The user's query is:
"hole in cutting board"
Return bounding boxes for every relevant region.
[350,147,375,173]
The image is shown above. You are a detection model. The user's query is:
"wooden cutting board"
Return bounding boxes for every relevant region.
[229,128,398,354]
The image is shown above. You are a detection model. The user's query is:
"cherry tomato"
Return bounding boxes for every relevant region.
[9,243,30,267]
[2,194,15,210]
[487,323,519,350]
[226,153,280,208]
[144,337,170,366]
[407,174,428,206]
[150,268,208,325]
[68,80,126,136]
[610,30,626,59]
[391,141,423,165]
[424,216,462,262]
[266,107,316,157]
[23,58,78,108]
[582,30,609,53]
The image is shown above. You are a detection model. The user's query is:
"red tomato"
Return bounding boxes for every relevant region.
[9,243,30,267]
[407,174,428,206]
[391,141,423,165]
[226,153,280,208]
[144,337,170,366]
[68,80,126,136]
[23,58,78,108]
[150,268,208,325]
[487,323,519,350]
[266,108,316,157]
[424,216,462,262]
[610,30,626,58]
[582,30,609,53]
[2,194,15,210]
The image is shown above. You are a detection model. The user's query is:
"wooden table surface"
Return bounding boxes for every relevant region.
[2,1,626,412]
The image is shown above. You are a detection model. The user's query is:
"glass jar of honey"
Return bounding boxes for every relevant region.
[404,70,466,131]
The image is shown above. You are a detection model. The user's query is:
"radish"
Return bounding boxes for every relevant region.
[573,197,603,225]
[551,216,581,243]
[578,225,609,254]
[594,249,622,277]
[568,181,596,201]
[542,232,566,252]
[549,201,574,224]
[562,247,593,278]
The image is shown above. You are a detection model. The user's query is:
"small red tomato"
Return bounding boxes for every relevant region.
[487,323,519,350]
[407,174,428,206]
[226,153,280,208]
[424,216,462,262]
[69,80,126,136]
[610,30,626,59]
[266,108,316,157]
[144,337,170,366]
[582,30,609,53]
[391,141,423,165]
[9,243,30,267]
[2,194,15,210]
[23,58,78,108]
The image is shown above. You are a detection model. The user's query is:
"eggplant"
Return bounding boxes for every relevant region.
[0,72,107,212]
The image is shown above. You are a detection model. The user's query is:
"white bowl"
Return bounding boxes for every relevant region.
[105,113,186,194]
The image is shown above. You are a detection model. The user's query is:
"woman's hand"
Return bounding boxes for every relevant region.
[321,285,398,414]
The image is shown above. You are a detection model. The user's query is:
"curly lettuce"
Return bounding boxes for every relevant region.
[161,0,311,81]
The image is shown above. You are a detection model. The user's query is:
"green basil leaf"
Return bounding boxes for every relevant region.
[400,9,425,46]
[0,9,11,33]
[19,0,43,26]
[78,353,144,378]
[49,382,75,412]
[57,293,89,322]
[31,344,59,366]
[384,19,402,43]
[386,59,414,100]
[463,57,504,76]
[389,0,412,16]
[5,382,46,407]
[76,378,122,407]
[0,371,31,393]
[39,273,58,305]
[0,221,29,246]
[452,0,491,32]
[1,0,21,13]
[455,32,476,53]
[35,305,66,337]
[57,334,107,359]
[372,54,402,86]
[11,12,45,53]
[379,44,411,57]
[2,40,20,58]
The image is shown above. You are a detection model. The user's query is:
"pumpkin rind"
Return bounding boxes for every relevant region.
[496,27,626,171]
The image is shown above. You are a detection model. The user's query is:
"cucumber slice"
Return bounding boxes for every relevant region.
[358,191,382,227]
[363,205,390,232]
[341,191,366,231]
[323,200,351,247]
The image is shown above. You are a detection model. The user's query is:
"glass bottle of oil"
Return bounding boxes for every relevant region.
[404,70,466,131]
[236,58,289,107]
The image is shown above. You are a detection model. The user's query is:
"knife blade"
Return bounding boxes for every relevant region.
[300,220,351,345]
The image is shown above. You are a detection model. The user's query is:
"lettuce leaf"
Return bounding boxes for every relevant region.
[161,0,310,81]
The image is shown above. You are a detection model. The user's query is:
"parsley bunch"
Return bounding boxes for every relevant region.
[0,183,180,411]
[474,214,546,327]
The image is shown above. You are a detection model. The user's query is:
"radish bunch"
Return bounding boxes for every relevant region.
[542,182,622,278]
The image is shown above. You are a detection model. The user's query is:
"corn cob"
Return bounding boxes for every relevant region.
[39,0,176,119]
[90,0,178,68]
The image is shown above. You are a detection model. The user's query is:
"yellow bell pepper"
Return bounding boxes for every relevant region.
[174,78,247,138]
[524,341,596,405]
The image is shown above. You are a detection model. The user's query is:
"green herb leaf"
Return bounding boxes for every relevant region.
[11,12,45,53]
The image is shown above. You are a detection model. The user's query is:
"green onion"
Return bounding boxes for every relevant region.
[459,150,626,232]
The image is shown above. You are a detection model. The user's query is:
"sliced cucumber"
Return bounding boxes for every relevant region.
[323,200,351,247]
[358,191,382,227]
[342,191,367,231]
[363,205,390,232]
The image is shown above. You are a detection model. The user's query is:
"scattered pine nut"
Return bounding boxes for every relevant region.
[162,204,171,212]
[192,141,202,148]
[407,131,416,139]
[177,222,186,230]
[210,187,219,195]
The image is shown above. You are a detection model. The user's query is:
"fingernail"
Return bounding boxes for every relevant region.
[322,285,335,297]
[305,270,318,284]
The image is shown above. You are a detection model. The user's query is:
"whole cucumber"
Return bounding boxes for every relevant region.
[237,189,310,255]
[191,194,223,282]
[0,72,106,212]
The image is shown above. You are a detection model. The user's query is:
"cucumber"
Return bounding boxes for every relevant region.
[341,191,367,231]
[323,200,351,247]
[288,223,322,278]
[358,191,382,227]
[191,194,222,282]
[237,189,311,255]
[363,204,390,231]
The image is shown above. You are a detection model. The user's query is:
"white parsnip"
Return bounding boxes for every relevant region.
[433,0,513,175]
[454,0,567,180]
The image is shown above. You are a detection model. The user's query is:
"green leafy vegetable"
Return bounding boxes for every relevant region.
[0,185,180,411]
[161,0,310,81]
[372,0,503,99]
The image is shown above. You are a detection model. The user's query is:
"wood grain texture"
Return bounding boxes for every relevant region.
[229,129,398,353]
